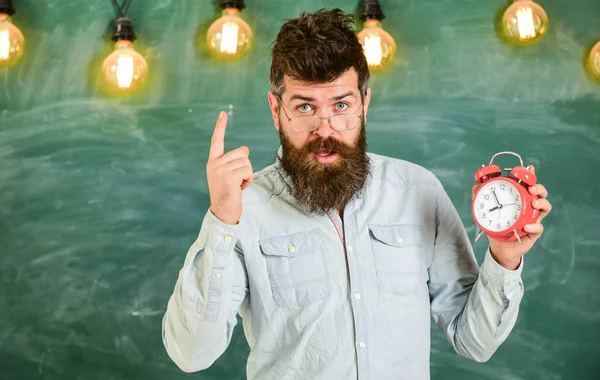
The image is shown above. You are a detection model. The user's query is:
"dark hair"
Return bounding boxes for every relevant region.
[270,8,370,99]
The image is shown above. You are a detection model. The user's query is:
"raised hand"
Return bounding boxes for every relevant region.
[206,111,254,225]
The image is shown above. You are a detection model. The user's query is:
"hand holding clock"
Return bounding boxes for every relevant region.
[472,165,552,270]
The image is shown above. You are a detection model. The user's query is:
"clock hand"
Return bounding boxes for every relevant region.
[489,190,505,213]
[492,190,501,207]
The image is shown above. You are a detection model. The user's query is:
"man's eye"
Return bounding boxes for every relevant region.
[297,104,313,113]
[335,102,349,111]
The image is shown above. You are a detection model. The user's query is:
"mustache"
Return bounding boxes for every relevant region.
[303,137,355,156]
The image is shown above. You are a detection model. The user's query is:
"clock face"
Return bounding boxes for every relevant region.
[474,179,523,232]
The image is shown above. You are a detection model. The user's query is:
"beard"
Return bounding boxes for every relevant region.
[278,121,371,215]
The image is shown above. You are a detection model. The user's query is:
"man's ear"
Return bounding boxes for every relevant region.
[362,87,372,124]
[267,91,280,131]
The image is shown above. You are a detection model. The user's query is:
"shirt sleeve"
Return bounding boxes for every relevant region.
[162,209,249,372]
[428,179,525,362]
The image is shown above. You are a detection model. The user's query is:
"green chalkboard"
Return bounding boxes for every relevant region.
[1,0,599,379]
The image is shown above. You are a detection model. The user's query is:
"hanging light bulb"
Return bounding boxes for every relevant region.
[588,41,600,82]
[206,0,253,60]
[101,17,148,93]
[0,0,25,67]
[501,0,548,45]
[356,0,396,73]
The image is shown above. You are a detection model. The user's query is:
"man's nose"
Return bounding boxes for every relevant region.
[313,116,335,138]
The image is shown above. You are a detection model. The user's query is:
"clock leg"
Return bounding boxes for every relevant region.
[513,229,523,244]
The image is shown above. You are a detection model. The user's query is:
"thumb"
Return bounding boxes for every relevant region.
[239,145,250,157]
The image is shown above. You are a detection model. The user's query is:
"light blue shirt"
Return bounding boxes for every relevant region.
[162,149,524,380]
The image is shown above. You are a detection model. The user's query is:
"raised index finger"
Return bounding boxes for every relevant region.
[209,111,228,160]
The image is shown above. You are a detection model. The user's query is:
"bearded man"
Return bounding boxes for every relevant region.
[162,8,552,380]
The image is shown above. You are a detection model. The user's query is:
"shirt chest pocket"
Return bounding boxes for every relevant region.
[369,223,424,296]
[259,229,332,308]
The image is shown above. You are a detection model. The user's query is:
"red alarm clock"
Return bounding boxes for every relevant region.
[472,151,539,244]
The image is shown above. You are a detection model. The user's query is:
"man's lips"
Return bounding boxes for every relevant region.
[313,150,338,164]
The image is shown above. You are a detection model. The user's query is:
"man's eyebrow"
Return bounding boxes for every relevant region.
[287,92,356,102]
[288,94,316,102]
[331,92,356,101]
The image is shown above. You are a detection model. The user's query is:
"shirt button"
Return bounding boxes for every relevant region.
[397,236,403,243]
[347,245,353,252]
[288,245,296,253]
[359,341,366,349]
[215,272,222,279]
[224,235,232,243]
[354,293,361,300]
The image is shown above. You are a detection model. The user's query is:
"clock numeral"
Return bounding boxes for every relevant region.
[488,220,492,226]
[491,187,496,192]
[500,183,505,190]
[482,213,486,219]
[517,204,521,211]
[484,194,490,201]
[480,203,484,209]
[514,215,518,220]
[515,195,520,201]
[510,187,513,193]
[497,223,501,230]
[506,221,510,227]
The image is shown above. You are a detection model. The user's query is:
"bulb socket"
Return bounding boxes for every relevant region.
[220,0,245,10]
[111,17,136,42]
[0,0,15,16]
[361,0,385,21]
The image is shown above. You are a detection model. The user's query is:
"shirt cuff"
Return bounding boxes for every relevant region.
[206,209,240,230]
[480,247,523,293]
[203,210,240,254]
[197,210,240,322]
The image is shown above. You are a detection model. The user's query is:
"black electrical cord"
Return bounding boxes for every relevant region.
[121,0,133,17]
[109,0,136,42]
[0,0,16,16]
[361,0,385,21]
[110,0,134,18]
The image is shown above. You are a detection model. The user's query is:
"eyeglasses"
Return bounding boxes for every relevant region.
[278,98,363,132]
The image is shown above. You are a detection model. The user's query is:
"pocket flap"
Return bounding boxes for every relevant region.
[368,224,423,248]
[259,229,323,258]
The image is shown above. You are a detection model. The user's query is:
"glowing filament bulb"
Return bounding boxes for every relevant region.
[587,41,600,82]
[364,35,383,66]
[102,40,148,93]
[116,55,134,88]
[0,29,8,60]
[206,8,253,60]
[0,12,25,67]
[357,19,396,73]
[220,22,239,54]
[501,0,548,45]
[516,7,535,39]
